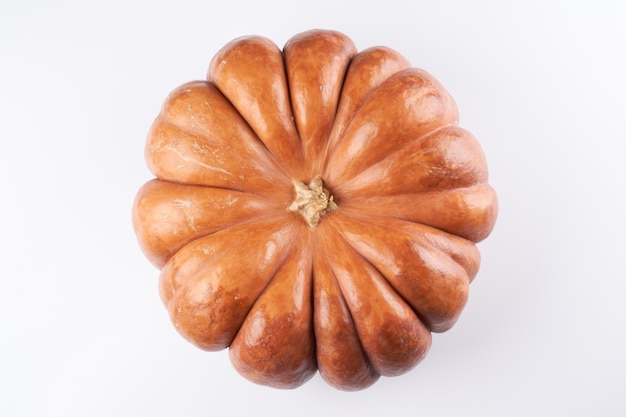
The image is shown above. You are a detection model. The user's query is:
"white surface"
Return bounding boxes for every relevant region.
[2,1,625,416]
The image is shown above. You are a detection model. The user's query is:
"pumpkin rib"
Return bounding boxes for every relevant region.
[225,220,307,337]
[324,67,459,185]
[207,35,306,179]
[323,46,412,166]
[331,223,434,332]
[159,215,299,351]
[146,84,294,195]
[283,29,357,177]
[342,184,498,243]
[329,122,460,199]
[336,125,489,200]
[156,112,284,180]
[389,216,482,281]
[229,234,317,389]
[146,118,292,195]
[324,221,432,376]
[333,212,472,333]
[420,231,476,281]
[311,230,380,390]
[132,179,283,268]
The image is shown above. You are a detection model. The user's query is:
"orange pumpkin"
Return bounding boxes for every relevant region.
[132,29,498,391]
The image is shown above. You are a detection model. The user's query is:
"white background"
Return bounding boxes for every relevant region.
[2,1,625,416]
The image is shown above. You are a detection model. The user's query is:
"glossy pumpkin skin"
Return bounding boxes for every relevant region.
[132,29,498,391]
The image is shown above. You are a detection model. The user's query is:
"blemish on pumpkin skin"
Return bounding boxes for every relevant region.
[192,141,208,154]
[172,199,198,232]
[164,144,232,175]
[225,198,239,208]
[173,199,194,208]
[192,141,228,167]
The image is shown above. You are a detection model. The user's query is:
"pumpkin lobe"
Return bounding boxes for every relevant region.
[288,176,337,229]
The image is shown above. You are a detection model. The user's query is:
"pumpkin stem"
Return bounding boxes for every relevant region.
[288,176,338,229]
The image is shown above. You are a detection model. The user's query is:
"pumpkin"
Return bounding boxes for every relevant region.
[132,29,498,391]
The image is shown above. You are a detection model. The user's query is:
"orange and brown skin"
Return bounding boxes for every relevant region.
[132,29,498,391]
